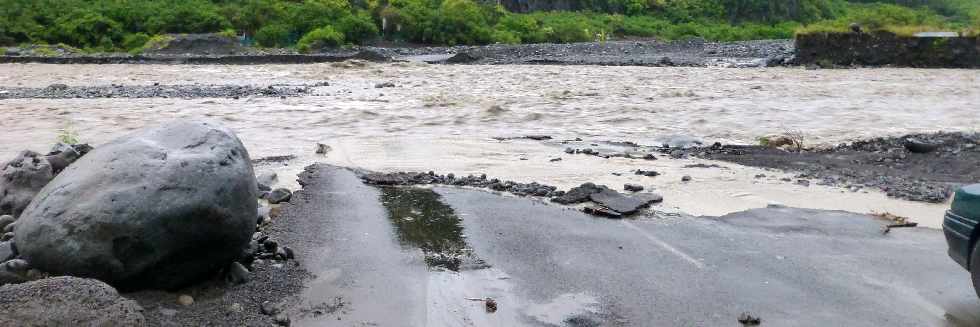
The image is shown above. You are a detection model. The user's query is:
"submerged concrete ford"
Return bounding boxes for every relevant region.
[943,184,980,297]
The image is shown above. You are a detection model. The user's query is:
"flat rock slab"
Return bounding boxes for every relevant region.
[551,183,602,204]
[0,276,145,326]
[588,188,663,215]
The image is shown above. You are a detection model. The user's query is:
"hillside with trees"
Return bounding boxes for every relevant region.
[1,0,977,52]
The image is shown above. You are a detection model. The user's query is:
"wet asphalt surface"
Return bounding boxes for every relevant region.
[284,165,980,326]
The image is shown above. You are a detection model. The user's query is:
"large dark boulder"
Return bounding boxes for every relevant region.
[0,151,55,218]
[0,276,145,326]
[15,120,257,290]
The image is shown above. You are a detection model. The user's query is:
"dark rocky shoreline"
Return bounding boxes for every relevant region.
[554,132,980,203]
[691,132,980,203]
[0,38,794,68]
[0,83,317,99]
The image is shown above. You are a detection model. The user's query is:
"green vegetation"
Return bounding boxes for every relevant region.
[297,26,345,52]
[57,123,81,145]
[1,0,977,52]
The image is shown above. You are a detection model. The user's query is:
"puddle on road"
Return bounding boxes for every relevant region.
[379,186,487,271]
[377,186,616,326]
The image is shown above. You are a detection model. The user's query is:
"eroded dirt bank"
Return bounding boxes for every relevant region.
[1,63,978,228]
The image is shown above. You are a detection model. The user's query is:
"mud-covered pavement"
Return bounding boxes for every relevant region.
[270,165,979,326]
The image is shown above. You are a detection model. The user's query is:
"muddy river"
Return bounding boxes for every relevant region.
[1,63,978,228]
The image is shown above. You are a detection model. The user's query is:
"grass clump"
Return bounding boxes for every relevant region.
[57,123,81,145]
[297,26,344,53]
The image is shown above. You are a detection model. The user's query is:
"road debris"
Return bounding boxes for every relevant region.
[738,312,762,325]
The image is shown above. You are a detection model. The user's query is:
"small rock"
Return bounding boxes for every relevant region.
[257,205,271,224]
[738,312,761,325]
[642,153,657,160]
[283,246,295,260]
[796,179,810,187]
[624,184,644,192]
[549,158,562,162]
[261,301,282,315]
[635,170,659,177]
[226,262,250,285]
[229,303,244,313]
[0,215,13,232]
[263,239,279,253]
[681,175,692,182]
[47,83,69,91]
[0,151,56,218]
[374,82,395,88]
[3,259,29,272]
[266,188,292,204]
[583,207,623,219]
[485,298,498,313]
[315,143,331,155]
[256,172,278,191]
[849,22,862,33]
[564,148,575,154]
[766,201,786,208]
[177,294,194,306]
[273,313,291,326]
[903,138,940,154]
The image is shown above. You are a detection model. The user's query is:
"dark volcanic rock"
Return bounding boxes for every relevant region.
[635,169,660,177]
[445,52,480,63]
[583,206,623,219]
[257,172,278,191]
[15,120,257,290]
[0,215,13,232]
[266,188,293,204]
[226,262,250,285]
[903,138,940,154]
[588,189,663,216]
[0,150,55,218]
[624,184,644,192]
[551,183,603,204]
[696,132,980,203]
[0,276,145,326]
[45,142,92,173]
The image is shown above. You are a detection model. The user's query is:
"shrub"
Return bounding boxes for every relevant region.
[297,26,344,53]
[490,29,521,44]
[122,32,150,51]
[144,1,230,34]
[545,19,592,43]
[49,11,124,49]
[495,15,542,42]
[431,0,493,45]
[285,0,351,35]
[140,34,175,52]
[620,15,669,36]
[256,24,292,47]
[335,11,379,44]
[796,3,949,35]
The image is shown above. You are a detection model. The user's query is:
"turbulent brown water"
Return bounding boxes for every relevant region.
[1,63,978,227]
